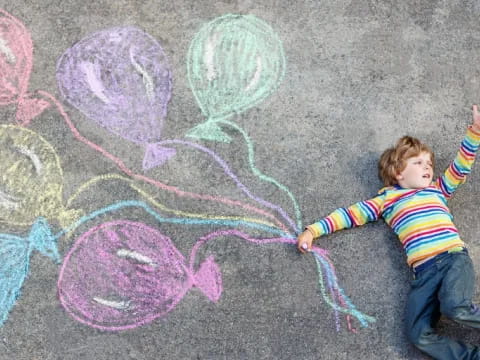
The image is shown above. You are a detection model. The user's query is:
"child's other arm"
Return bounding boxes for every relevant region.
[435,105,480,199]
[297,194,384,253]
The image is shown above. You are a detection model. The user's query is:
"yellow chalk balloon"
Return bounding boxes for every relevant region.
[0,125,81,228]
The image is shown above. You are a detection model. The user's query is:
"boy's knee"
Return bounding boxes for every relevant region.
[409,329,441,350]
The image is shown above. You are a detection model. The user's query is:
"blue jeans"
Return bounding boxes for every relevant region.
[406,249,480,359]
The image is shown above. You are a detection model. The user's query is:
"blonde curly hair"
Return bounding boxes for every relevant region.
[378,136,434,186]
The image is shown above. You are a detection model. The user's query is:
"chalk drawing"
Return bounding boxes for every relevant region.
[50,88,298,232]
[0,196,289,328]
[151,138,300,233]
[189,229,376,331]
[186,14,286,142]
[58,220,222,330]
[0,9,376,333]
[56,197,372,331]
[215,119,303,232]
[51,18,372,332]
[0,179,374,332]
[0,217,59,326]
[65,173,281,231]
[0,125,81,228]
[0,11,292,236]
[0,9,50,125]
[41,90,290,234]
[186,14,302,232]
[58,215,374,331]
[56,26,175,170]
[56,200,291,241]
[54,21,297,234]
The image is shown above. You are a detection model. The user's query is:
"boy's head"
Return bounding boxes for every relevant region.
[378,136,435,188]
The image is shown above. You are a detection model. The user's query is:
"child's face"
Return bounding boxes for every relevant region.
[395,151,433,189]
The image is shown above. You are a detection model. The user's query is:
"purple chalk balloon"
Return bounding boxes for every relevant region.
[56,26,175,170]
[58,220,222,331]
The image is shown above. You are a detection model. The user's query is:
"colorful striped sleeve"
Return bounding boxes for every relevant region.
[435,126,480,199]
[307,195,385,238]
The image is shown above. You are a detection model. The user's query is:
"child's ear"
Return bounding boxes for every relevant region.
[395,173,403,181]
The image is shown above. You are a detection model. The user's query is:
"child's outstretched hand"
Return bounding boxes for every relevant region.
[297,229,314,253]
[472,105,480,132]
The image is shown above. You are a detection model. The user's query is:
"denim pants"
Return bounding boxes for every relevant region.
[406,249,480,359]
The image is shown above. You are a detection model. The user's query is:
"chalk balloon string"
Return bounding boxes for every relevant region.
[215,119,302,232]
[189,228,375,331]
[65,173,280,232]
[36,90,291,234]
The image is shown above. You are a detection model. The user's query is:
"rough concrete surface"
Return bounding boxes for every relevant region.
[0,0,480,359]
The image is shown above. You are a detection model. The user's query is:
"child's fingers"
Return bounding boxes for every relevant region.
[297,243,305,253]
[473,104,478,116]
[297,241,307,253]
[297,230,314,253]
[297,241,312,253]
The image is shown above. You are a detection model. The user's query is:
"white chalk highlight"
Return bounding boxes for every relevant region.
[0,189,19,210]
[245,56,262,92]
[0,36,16,64]
[93,297,130,310]
[129,49,155,102]
[116,248,156,266]
[204,33,219,81]
[16,146,42,175]
[81,62,111,104]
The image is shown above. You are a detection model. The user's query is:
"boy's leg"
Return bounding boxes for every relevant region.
[406,259,480,360]
[439,252,480,328]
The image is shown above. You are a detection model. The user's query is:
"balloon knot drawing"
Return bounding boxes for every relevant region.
[0,217,59,326]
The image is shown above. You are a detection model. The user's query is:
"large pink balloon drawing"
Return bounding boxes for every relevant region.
[58,220,222,331]
[56,26,174,170]
[0,9,50,125]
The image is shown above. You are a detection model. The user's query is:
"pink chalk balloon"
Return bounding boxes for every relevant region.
[58,220,222,331]
[0,9,50,125]
[0,9,32,105]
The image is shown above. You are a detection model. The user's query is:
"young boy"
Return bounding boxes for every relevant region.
[297,105,480,360]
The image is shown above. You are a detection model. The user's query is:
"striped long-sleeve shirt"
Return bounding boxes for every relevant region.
[307,126,480,266]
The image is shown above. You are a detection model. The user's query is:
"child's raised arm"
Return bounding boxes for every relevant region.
[435,105,480,199]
